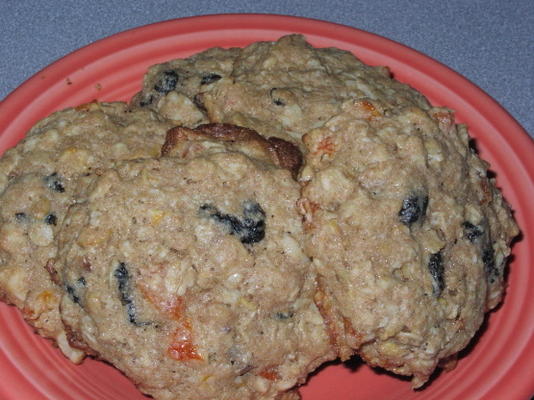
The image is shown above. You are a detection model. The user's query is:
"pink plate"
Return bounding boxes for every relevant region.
[1,14,533,400]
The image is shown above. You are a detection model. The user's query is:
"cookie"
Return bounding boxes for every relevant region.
[298,99,518,386]
[52,129,334,399]
[135,35,518,387]
[0,33,519,397]
[0,102,174,361]
[133,35,429,145]
[131,46,241,126]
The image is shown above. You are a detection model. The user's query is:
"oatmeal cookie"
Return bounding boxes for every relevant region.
[133,34,429,145]
[131,46,240,126]
[0,33,519,397]
[0,102,173,360]
[52,128,334,399]
[298,99,518,386]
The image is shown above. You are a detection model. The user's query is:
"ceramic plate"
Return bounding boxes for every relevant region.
[1,14,533,400]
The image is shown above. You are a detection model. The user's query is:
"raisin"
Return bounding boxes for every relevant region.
[154,70,179,94]
[66,285,81,305]
[428,251,445,296]
[15,212,27,222]
[199,201,266,244]
[65,276,87,305]
[398,194,428,226]
[269,88,285,106]
[44,172,65,193]
[200,204,243,235]
[482,245,497,283]
[139,94,154,107]
[114,262,148,326]
[114,263,134,318]
[193,94,207,112]
[44,213,57,225]
[274,311,294,320]
[240,201,266,244]
[200,73,221,85]
[462,221,483,242]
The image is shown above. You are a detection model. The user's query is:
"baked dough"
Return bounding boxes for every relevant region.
[133,34,518,387]
[133,35,429,145]
[0,102,173,361]
[53,126,333,399]
[298,99,518,386]
[0,34,518,396]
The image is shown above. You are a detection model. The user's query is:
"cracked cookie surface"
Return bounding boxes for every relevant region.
[0,102,173,360]
[53,134,333,400]
[298,99,518,386]
[133,35,429,146]
[0,33,519,398]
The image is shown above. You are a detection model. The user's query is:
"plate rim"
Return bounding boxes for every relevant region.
[0,13,533,400]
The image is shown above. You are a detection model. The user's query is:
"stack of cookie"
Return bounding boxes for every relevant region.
[0,35,518,399]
